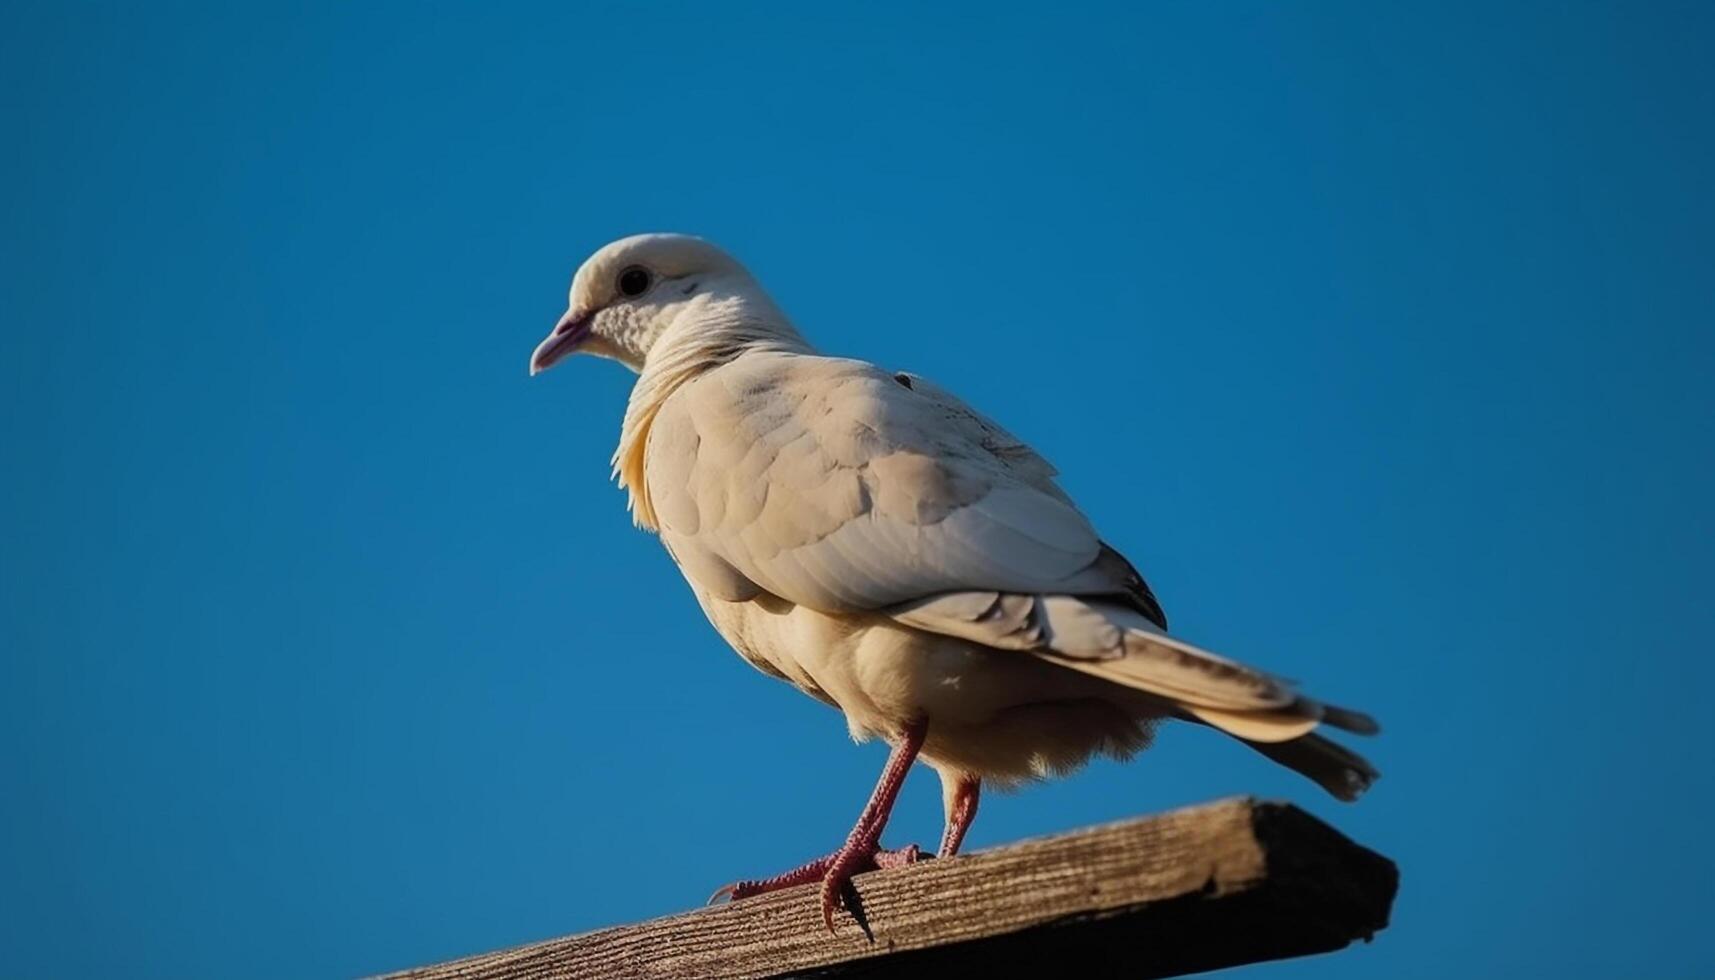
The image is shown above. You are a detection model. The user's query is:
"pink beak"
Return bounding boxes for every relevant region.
[530,308,593,376]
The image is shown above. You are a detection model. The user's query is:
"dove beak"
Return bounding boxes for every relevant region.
[530,307,594,376]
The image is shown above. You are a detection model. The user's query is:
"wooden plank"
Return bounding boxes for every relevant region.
[380,797,1397,980]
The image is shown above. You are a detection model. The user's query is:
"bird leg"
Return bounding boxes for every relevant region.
[937,774,981,858]
[709,718,929,931]
[815,717,928,930]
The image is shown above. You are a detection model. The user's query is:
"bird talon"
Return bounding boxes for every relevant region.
[816,839,925,931]
[707,883,739,905]
[871,843,923,869]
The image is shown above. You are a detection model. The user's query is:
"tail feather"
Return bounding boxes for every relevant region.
[885,590,1381,800]
[1184,704,1320,743]
[1239,731,1380,802]
[1188,697,1382,744]
[1320,702,1381,735]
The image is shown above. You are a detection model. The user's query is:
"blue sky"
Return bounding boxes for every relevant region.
[3,2,1712,977]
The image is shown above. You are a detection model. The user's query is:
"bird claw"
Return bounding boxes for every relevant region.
[708,853,834,905]
[709,843,926,925]
[819,843,924,932]
[871,842,923,869]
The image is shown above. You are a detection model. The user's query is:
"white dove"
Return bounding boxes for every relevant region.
[530,233,1378,930]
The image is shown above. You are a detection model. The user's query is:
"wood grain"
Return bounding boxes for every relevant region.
[378,797,1396,980]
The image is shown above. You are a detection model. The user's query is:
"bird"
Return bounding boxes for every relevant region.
[529,233,1379,931]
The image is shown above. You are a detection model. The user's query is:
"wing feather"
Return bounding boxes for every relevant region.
[891,591,1297,712]
[646,352,1123,611]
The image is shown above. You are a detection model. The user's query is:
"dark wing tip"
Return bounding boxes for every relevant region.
[1098,542,1168,630]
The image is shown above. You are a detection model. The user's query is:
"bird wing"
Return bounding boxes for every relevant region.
[879,369,1162,628]
[884,370,1070,504]
[646,351,1129,607]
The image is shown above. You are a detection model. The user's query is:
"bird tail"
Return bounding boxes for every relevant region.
[1176,700,1380,801]
[1023,598,1382,801]
[1233,730,1379,802]
[888,591,1380,800]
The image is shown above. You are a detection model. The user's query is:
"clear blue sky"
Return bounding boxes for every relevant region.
[3,3,1712,977]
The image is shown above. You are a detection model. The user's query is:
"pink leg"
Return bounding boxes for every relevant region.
[938,776,981,858]
[709,718,929,931]
[817,718,928,929]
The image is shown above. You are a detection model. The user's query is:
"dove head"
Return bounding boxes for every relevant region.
[531,233,784,375]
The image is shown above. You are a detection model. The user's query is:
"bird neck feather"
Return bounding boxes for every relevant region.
[613,299,809,530]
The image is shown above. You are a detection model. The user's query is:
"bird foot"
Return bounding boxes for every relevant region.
[818,840,923,932]
[708,843,925,917]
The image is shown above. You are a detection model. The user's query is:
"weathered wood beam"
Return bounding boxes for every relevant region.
[381,797,1397,980]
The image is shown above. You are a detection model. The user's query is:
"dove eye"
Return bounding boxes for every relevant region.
[617,267,652,298]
